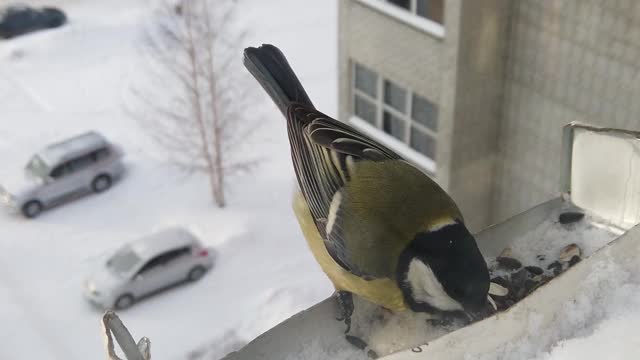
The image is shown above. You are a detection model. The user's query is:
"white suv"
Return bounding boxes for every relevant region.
[0,131,125,218]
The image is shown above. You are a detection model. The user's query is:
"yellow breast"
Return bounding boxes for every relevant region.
[293,191,407,312]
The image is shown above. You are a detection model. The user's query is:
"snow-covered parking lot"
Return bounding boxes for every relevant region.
[0,1,335,359]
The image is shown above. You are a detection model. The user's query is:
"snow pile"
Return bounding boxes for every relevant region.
[471,257,640,360]
[186,330,246,360]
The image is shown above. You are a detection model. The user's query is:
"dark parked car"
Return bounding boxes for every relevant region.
[0,5,66,39]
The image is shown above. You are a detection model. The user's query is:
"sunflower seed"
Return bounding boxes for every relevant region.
[489,282,509,297]
[547,261,564,275]
[569,255,582,267]
[497,256,522,271]
[525,266,544,275]
[487,295,498,311]
[559,244,581,263]
[558,211,585,224]
[498,247,513,258]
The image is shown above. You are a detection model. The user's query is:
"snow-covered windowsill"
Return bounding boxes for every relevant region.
[349,116,437,175]
[354,0,445,39]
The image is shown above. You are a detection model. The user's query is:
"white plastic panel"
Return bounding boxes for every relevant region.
[571,128,640,229]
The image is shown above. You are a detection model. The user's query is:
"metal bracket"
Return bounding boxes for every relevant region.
[102,311,151,360]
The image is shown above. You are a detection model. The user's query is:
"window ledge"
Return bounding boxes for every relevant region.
[349,116,437,175]
[354,0,445,39]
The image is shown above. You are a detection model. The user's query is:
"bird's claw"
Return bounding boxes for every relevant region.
[334,291,354,333]
[345,335,378,359]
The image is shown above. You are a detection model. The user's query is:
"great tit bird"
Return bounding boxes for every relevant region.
[243,45,489,326]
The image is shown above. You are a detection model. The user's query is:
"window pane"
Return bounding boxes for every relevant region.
[387,0,410,10]
[50,163,69,179]
[383,111,405,141]
[92,147,110,162]
[354,95,377,125]
[354,63,377,97]
[410,126,436,159]
[69,154,94,172]
[384,80,407,113]
[416,0,444,24]
[412,94,438,131]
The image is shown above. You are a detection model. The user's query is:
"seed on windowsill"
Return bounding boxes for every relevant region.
[559,243,581,263]
[558,211,585,224]
[489,282,509,297]
[497,256,522,271]
[525,266,544,275]
[568,255,582,267]
[498,247,513,258]
[547,261,564,276]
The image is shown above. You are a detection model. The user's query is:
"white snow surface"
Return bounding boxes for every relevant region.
[471,259,640,360]
[0,1,336,359]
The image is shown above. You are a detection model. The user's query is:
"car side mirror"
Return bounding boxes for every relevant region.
[44,176,54,184]
[134,274,143,282]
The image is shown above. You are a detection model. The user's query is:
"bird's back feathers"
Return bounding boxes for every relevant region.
[244,44,462,280]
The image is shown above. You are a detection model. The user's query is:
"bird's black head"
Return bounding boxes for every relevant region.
[396,220,490,316]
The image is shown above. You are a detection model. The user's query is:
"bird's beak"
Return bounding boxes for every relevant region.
[464,298,494,321]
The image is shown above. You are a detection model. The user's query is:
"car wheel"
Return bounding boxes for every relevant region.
[187,266,206,282]
[92,175,112,193]
[21,200,43,218]
[114,294,135,310]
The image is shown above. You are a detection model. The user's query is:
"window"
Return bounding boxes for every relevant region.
[161,247,191,263]
[107,246,142,276]
[354,63,379,126]
[68,154,94,172]
[91,147,110,162]
[384,80,407,112]
[387,0,410,10]
[137,255,164,275]
[50,162,70,179]
[351,62,439,162]
[355,63,377,97]
[412,93,438,131]
[416,0,443,24]
[137,246,191,275]
[383,0,443,24]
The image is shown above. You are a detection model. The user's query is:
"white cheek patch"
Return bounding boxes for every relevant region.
[406,259,463,312]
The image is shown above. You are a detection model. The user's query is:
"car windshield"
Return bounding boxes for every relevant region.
[106,246,142,276]
[25,155,50,179]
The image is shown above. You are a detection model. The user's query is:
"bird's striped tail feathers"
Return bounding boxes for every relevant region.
[243,44,314,116]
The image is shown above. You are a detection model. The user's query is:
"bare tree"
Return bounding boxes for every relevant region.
[132,0,258,207]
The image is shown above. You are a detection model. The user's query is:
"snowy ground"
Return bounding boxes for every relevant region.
[0,1,336,359]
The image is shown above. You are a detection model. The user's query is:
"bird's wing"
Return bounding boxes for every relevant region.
[288,105,460,279]
[286,104,402,275]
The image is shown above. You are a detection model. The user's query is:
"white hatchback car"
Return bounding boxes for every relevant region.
[0,131,125,218]
[84,227,214,309]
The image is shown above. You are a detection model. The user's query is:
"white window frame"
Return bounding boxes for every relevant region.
[351,62,437,174]
[355,0,445,39]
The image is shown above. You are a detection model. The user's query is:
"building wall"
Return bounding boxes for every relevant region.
[338,0,452,188]
[447,0,511,231]
[338,1,446,124]
[493,0,640,222]
[338,0,509,231]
